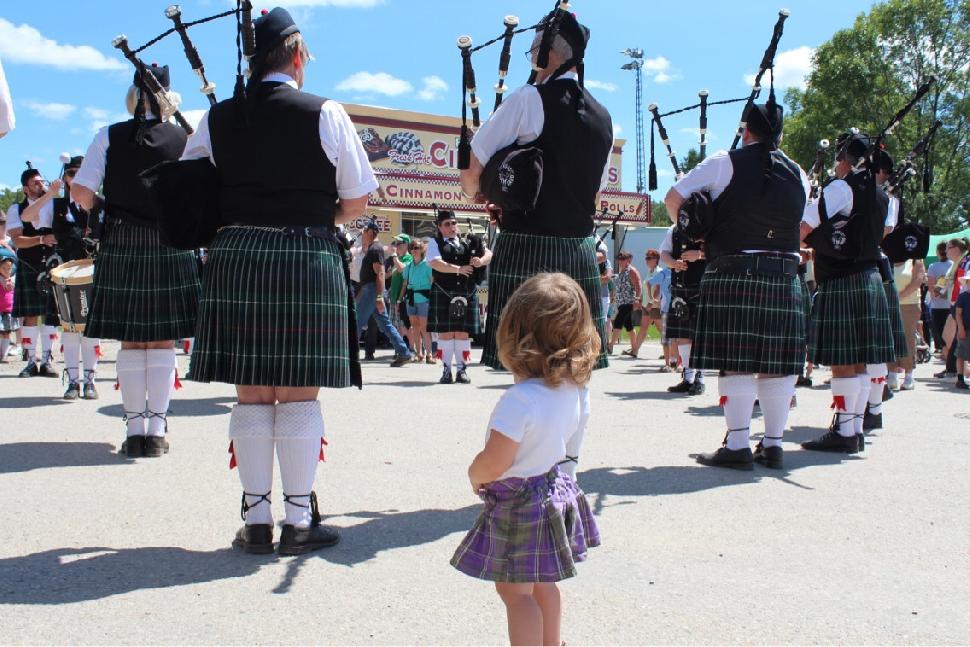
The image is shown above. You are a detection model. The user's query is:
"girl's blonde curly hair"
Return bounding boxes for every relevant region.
[497,272,601,387]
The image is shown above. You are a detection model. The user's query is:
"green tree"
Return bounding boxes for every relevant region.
[783,0,969,232]
[0,187,25,215]
[679,148,702,174]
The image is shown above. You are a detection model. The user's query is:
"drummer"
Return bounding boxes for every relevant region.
[22,156,102,399]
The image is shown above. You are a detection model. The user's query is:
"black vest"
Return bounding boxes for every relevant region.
[432,234,474,292]
[14,200,53,266]
[501,78,613,238]
[52,198,89,261]
[707,144,806,259]
[209,82,339,227]
[104,119,187,227]
[671,229,706,287]
[812,170,883,283]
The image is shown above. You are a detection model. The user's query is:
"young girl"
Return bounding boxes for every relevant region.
[451,272,600,647]
[0,257,18,362]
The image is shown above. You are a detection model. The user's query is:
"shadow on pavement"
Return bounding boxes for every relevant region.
[0,395,71,408]
[0,546,265,604]
[603,390,688,402]
[0,441,126,474]
[96,396,236,418]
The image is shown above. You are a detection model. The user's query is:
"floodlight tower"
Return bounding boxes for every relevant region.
[621,48,645,193]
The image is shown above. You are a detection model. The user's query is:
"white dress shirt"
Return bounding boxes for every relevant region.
[470,71,612,192]
[5,199,54,232]
[673,146,812,203]
[425,237,459,264]
[181,73,379,200]
[802,178,853,229]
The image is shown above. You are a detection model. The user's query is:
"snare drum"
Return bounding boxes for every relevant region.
[49,259,95,333]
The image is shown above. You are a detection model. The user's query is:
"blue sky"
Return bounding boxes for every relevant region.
[1,0,877,196]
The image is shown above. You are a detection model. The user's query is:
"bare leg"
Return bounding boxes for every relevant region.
[496,582,542,646]
[532,583,561,646]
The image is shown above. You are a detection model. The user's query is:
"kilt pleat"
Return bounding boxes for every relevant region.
[450,467,600,583]
[692,270,808,374]
[884,281,909,359]
[809,269,895,366]
[664,283,700,341]
[190,226,354,388]
[427,283,481,334]
[86,220,200,342]
[482,232,606,370]
[11,259,55,318]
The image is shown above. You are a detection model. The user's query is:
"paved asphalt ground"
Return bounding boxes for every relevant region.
[0,339,968,645]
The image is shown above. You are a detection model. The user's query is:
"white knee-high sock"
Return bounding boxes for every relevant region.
[866,363,887,415]
[679,343,695,382]
[117,349,147,436]
[145,349,176,437]
[456,339,471,370]
[439,339,455,371]
[229,404,276,526]
[0,337,8,358]
[275,401,325,528]
[757,375,797,448]
[20,325,37,362]
[854,374,870,433]
[830,377,861,437]
[62,332,81,383]
[41,325,56,361]
[81,337,99,379]
[719,374,758,450]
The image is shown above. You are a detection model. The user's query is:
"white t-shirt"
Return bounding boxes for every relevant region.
[487,379,590,481]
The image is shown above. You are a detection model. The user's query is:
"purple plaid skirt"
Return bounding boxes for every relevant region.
[451,467,600,583]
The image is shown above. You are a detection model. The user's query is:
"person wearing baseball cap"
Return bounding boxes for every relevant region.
[387,233,414,352]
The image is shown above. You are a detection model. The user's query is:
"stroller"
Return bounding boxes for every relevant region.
[915,331,931,364]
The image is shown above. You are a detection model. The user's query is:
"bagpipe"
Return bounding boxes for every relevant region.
[125,2,259,249]
[456,1,574,210]
[647,9,790,191]
[880,120,942,262]
[110,1,259,136]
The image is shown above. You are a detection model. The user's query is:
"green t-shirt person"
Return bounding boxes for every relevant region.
[388,233,412,303]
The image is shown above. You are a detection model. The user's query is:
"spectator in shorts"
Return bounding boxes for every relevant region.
[626,249,663,358]
[649,263,673,372]
[888,258,925,391]
[0,257,16,360]
[609,251,641,354]
[926,241,953,354]
[400,239,433,363]
[955,275,970,389]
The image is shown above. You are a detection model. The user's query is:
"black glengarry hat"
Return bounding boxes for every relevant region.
[254,7,300,57]
[745,102,784,143]
[873,148,894,173]
[135,63,170,89]
[436,209,457,224]
[544,11,590,59]
[837,131,870,159]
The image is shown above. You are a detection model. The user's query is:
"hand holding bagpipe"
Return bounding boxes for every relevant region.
[165,4,217,105]
[112,35,194,134]
[731,9,790,150]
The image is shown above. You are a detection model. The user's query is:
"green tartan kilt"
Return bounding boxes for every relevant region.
[86,220,200,342]
[809,269,896,366]
[427,283,481,334]
[884,280,909,359]
[11,256,57,319]
[190,226,355,388]
[692,270,808,375]
[482,232,607,371]
[664,283,700,341]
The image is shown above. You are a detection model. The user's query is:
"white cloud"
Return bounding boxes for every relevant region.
[612,123,623,136]
[0,19,125,71]
[82,106,128,133]
[272,0,383,7]
[679,127,717,142]
[744,46,814,90]
[586,79,617,93]
[416,75,448,101]
[21,100,76,120]
[336,71,413,96]
[640,56,681,84]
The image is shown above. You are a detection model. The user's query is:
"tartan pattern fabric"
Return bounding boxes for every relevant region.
[482,232,607,370]
[664,283,701,341]
[884,281,909,359]
[86,220,200,342]
[11,259,55,318]
[809,269,896,366]
[427,283,481,334]
[691,271,808,375]
[190,226,355,388]
[451,467,600,583]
